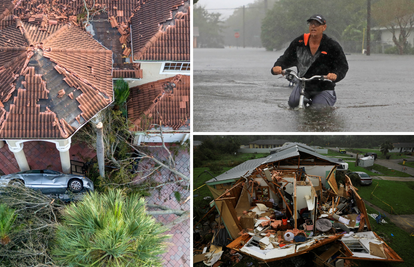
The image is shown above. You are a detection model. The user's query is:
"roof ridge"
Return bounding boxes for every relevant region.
[16,19,34,45]
[42,23,70,46]
[20,20,66,46]
[52,63,108,99]
[48,48,112,54]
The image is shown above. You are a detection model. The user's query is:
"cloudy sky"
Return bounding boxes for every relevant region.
[196,0,256,19]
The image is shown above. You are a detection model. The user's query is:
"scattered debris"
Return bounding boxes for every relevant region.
[197,145,404,265]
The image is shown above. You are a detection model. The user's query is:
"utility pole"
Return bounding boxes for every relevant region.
[243,5,246,48]
[367,0,371,56]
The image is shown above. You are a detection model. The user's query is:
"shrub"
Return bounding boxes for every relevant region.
[0,204,17,245]
[52,189,170,266]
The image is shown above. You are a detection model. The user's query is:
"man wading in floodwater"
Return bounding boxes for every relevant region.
[271,14,349,108]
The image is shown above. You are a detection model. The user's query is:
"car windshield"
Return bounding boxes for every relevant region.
[359,173,370,178]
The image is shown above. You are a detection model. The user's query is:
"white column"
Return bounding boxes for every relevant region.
[181,133,190,145]
[134,133,144,146]
[56,138,71,174]
[6,140,30,171]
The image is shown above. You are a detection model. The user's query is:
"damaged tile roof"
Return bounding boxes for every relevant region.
[127,74,189,131]
[0,20,113,139]
[91,13,142,79]
[0,0,15,24]
[130,0,190,61]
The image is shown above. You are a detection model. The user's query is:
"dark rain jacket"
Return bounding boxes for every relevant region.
[271,33,348,93]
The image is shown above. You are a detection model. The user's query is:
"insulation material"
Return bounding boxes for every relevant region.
[369,243,390,259]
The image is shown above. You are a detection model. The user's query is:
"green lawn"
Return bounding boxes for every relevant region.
[357,180,414,214]
[370,164,411,177]
[346,162,378,176]
[323,149,355,159]
[399,161,414,168]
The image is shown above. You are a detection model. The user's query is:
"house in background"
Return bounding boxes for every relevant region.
[248,139,288,149]
[391,143,414,153]
[126,0,190,144]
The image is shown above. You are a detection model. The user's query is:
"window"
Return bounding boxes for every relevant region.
[342,240,369,253]
[161,62,190,73]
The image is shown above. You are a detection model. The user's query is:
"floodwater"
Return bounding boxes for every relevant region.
[193,47,414,132]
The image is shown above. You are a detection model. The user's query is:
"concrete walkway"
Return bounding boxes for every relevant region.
[375,158,414,176]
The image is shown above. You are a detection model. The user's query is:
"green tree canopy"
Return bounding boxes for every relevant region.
[380,141,395,157]
[261,0,366,51]
[194,5,225,48]
[372,0,414,55]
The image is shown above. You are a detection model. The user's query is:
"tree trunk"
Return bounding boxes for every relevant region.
[96,122,105,178]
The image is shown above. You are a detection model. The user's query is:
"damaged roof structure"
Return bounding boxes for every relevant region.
[125,0,190,144]
[0,20,113,139]
[128,74,189,132]
[0,0,190,171]
[198,143,403,265]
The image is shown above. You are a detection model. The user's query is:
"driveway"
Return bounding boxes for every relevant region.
[328,147,414,180]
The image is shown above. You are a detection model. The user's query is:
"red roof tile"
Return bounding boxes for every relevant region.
[127,75,189,131]
[0,20,113,139]
[131,0,190,62]
[0,0,15,25]
[113,69,142,79]
[13,0,141,25]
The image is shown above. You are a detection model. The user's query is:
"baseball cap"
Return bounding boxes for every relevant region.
[307,14,326,25]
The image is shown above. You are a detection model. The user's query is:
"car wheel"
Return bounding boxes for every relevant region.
[68,179,83,193]
[9,179,24,187]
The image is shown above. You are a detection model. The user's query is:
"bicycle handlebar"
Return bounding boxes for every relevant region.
[282,69,332,82]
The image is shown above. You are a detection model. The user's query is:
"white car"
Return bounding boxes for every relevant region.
[0,170,94,194]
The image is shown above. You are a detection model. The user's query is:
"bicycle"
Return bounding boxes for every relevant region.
[282,69,332,109]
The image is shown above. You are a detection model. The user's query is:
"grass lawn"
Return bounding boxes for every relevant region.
[357,180,414,214]
[348,148,380,154]
[323,149,355,159]
[358,205,414,267]
[399,161,414,168]
[370,164,411,177]
[346,162,378,176]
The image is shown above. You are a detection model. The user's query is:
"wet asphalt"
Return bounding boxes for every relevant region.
[193,47,414,132]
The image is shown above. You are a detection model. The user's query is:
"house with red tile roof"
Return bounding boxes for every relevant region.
[0,15,113,172]
[125,0,190,144]
[0,0,190,172]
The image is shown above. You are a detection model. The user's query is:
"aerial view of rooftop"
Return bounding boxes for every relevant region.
[0,0,190,266]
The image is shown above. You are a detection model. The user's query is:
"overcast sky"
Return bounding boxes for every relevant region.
[196,0,256,19]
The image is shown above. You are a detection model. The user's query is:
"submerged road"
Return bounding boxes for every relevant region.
[194,47,414,132]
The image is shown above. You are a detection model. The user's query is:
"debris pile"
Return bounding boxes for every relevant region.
[195,165,403,265]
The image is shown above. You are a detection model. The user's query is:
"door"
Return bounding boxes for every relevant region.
[40,170,66,194]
